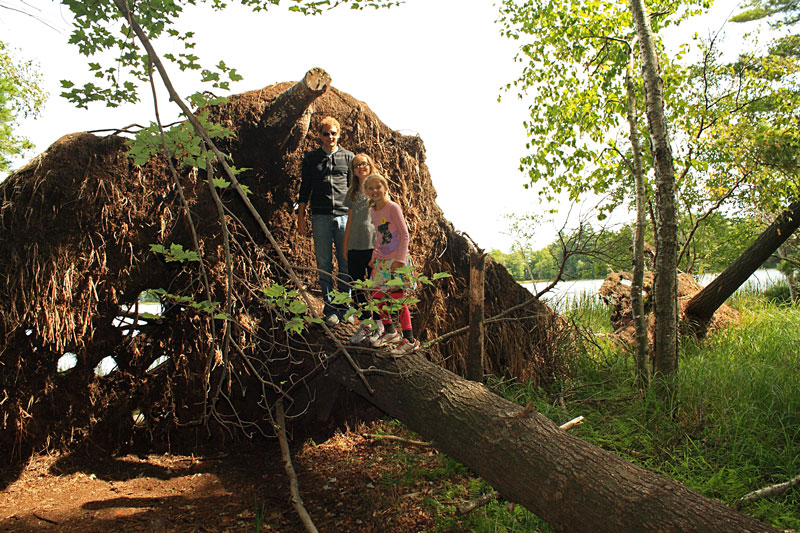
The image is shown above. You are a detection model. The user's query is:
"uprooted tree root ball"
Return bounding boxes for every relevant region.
[598,271,740,345]
[0,74,566,466]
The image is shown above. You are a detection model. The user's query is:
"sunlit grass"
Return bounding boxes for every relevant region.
[379,297,800,532]
[481,297,800,531]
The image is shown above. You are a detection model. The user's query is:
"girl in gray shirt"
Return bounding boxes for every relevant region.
[343,153,381,344]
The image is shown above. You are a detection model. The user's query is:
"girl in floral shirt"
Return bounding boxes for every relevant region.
[363,173,419,355]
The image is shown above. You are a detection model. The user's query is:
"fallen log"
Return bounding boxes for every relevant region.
[327,350,779,532]
[684,201,800,330]
[455,415,585,515]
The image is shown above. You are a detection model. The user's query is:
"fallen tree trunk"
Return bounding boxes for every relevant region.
[684,201,800,329]
[327,351,779,532]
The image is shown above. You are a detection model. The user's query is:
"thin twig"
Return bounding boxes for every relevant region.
[32,512,58,525]
[203,149,235,410]
[275,400,318,533]
[145,57,218,427]
[361,433,432,447]
[457,491,499,515]
[736,474,800,509]
[559,416,584,431]
[425,298,550,347]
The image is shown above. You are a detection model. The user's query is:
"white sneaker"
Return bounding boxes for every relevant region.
[325,313,339,326]
[342,313,356,325]
[390,338,420,357]
[365,322,385,345]
[371,330,401,348]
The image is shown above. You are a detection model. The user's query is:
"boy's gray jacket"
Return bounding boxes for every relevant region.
[298,147,354,216]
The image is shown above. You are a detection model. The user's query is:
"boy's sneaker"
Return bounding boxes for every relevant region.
[390,338,420,357]
[324,313,340,326]
[370,330,401,348]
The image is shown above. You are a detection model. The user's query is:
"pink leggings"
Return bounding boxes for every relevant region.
[371,290,412,331]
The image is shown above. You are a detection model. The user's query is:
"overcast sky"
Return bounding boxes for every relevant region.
[1,0,750,252]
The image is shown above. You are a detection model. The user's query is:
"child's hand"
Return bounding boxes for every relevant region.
[391,260,404,271]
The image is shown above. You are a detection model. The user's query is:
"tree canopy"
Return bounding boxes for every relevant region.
[0,40,45,172]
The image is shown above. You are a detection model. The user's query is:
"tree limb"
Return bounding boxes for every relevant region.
[736,474,800,509]
[361,433,432,447]
[111,0,373,395]
[275,400,318,533]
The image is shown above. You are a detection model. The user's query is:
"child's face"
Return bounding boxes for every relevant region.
[354,158,371,182]
[365,179,387,204]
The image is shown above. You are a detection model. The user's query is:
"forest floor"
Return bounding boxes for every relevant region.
[0,420,482,533]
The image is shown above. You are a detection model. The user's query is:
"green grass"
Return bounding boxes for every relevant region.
[482,298,800,531]
[561,295,614,333]
[409,297,800,531]
[308,297,799,532]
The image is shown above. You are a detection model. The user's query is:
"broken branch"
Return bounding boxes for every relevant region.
[361,433,432,447]
[275,400,318,533]
[736,474,800,509]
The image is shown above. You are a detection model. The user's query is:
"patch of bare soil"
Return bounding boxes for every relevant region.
[0,420,466,532]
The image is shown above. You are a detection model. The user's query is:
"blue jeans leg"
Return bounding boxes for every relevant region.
[311,214,350,316]
[332,214,351,315]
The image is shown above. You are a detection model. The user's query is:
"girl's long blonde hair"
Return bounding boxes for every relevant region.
[348,153,380,201]
[363,173,391,208]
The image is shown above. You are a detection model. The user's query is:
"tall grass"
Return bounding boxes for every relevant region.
[349,296,799,532]
[483,297,800,531]
[676,302,800,511]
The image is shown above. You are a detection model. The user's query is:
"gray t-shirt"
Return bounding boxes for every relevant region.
[344,190,376,251]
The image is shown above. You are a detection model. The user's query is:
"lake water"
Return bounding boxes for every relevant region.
[524,268,783,310]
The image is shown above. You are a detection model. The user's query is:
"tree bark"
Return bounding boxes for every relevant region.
[625,48,651,388]
[262,67,331,131]
[467,251,486,382]
[327,353,778,532]
[684,201,800,327]
[629,0,679,379]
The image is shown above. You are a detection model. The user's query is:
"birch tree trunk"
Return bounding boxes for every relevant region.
[625,49,650,388]
[629,0,679,380]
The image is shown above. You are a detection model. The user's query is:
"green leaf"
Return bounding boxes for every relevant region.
[386,277,404,289]
[330,290,352,305]
[288,300,308,315]
[213,177,231,189]
[262,284,285,298]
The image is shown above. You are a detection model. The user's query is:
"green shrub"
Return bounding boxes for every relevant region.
[762,281,793,304]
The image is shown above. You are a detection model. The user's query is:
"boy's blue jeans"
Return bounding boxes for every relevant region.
[311,214,351,317]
